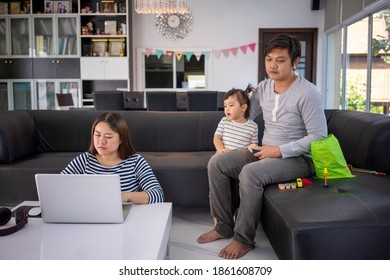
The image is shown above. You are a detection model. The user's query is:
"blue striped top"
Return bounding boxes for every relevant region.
[61,152,164,204]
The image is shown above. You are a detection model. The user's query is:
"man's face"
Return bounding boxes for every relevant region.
[265,48,298,82]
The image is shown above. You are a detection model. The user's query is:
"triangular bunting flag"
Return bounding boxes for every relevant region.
[145,48,153,57]
[156,49,164,59]
[176,51,183,61]
[230,47,238,56]
[166,51,174,58]
[248,43,256,53]
[213,50,221,59]
[184,52,193,61]
[203,51,211,60]
[222,49,230,58]
[240,45,247,54]
[194,52,202,61]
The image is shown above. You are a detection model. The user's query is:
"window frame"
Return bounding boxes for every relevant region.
[135,48,213,91]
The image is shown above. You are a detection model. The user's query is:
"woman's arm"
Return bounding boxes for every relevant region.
[132,156,164,204]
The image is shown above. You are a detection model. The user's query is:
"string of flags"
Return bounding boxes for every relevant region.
[143,42,256,61]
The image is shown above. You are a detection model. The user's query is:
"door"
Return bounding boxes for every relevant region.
[258,28,318,84]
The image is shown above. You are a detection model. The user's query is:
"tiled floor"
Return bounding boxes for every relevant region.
[168,207,278,260]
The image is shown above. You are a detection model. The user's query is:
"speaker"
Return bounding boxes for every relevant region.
[311,0,320,10]
[0,207,28,236]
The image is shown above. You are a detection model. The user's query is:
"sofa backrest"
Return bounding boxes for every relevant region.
[26,110,225,154]
[0,110,39,163]
[327,110,390,174]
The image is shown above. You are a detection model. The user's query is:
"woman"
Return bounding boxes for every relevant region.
[62,112,164,204]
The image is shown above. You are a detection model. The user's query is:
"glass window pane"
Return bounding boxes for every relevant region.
[0,82,8,111]
[326,29,343,109]
[59,81,80,107]
[36,81,55,109]
[345,18,368,112]
[371,7,390,114]
[145,55,173,88]
[0,18,6,56]
[178,55,205,89]
[13,82,32,110]
[58,17,77,55]
[11,18,30,56]
[34,17,54,57]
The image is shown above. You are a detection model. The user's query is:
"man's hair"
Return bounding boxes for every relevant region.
[264,33,301,66]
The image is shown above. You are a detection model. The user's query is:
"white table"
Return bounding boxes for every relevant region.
[0,201,172,260]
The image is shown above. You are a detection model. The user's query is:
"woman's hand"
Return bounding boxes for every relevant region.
[121,191,149,204]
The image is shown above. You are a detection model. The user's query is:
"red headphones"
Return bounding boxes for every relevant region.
[0,207,28,236]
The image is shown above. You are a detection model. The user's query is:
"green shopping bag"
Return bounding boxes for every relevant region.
[311,134,355,179]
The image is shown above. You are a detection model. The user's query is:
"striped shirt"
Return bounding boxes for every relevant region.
[215,117,258,150]
[61,152,164,204]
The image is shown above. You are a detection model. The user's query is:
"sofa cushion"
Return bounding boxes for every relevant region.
[0,111,38,163]
[327,110,390,174]
[27,110,94,152]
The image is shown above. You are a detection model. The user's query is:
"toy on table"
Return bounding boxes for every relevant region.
[323,168,329,188]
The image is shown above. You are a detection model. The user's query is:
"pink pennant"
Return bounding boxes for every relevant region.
[145,48,153,57]
[222,49,230,58]
[240,45,247,54]
[248,43,256,53]
[230,48,238,56]
[213,50,221,59]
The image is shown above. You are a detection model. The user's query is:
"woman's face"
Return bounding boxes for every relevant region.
[93,121,121,157]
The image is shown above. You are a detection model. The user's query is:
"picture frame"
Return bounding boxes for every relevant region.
[91,38,108,57]
[44,0,53,14]
[0,3,8,15]
[10,2,21,14]
[101,1,114,13]
[119,2,126,13]
[109,38,125,56]
[104,20,117,35]
[23,1,31,14]
[54,1,69,14]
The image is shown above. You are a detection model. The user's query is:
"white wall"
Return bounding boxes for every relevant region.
[131,0,325,93]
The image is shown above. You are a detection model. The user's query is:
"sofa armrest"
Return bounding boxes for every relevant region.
[0,111,38,163]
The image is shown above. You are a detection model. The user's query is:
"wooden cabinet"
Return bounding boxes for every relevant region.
[0,58,33,79]
[33,58,80,79]
[80,57,128,80]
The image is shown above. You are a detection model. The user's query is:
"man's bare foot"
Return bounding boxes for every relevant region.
[218,240,253,259]
[197,229,225,244]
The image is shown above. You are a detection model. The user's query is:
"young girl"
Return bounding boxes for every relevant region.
[214,85,258,153]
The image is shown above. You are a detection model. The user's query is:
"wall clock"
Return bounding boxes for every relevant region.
[155,10,193,41]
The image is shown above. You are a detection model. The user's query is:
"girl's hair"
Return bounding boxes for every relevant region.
[224,84,254,119]
[88,112,136,159]
[263,33,301,66]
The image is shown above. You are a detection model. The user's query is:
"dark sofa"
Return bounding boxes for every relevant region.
[0,109,389,259]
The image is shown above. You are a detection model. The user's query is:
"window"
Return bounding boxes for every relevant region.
[326,5,390,114]
[136,48,212,90]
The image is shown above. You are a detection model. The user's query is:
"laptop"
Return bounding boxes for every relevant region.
[35,174,131,224]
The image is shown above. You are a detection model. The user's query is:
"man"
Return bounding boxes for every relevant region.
[197,33,328,259]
